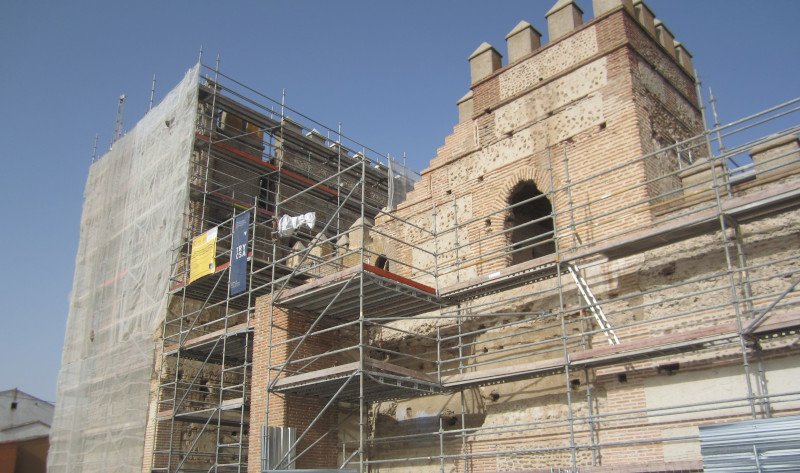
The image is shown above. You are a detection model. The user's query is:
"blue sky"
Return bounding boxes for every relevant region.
[0,1,797,404]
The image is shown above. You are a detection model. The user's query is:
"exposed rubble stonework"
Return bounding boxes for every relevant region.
[55,1,800,472]
[351,0,798,471]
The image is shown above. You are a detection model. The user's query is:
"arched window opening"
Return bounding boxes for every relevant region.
[374,254,389,271]
[506,181,554,265]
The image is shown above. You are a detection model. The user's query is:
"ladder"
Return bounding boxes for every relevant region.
[565,263,620,345]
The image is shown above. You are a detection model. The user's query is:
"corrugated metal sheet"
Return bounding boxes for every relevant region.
[263,470,357,473]
[700,415,800,472]
[262,426,296,470]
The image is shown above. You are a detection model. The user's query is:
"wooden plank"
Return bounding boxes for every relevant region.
[442,357,566,387]
[169,410,248,427]
[564,180,800,263]
[277,264,437,304]
[441,255,557,297]
[723,179,800,220]
[748,310,800,335]
[163,322,250,353]
[570,321,738,362]
[274,358,438,390]
[441,312,800,389]
[169,260,231,293]
[570,310,800,365]
[272,362,360,389]
[566,207,719,263]
[276,266,361,302]
[363,358,437,383]
[220,397,244,410]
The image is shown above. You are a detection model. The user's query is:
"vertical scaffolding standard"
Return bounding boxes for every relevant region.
[260,95,800,472]
[150,63,419,473]
[148,62,800,473]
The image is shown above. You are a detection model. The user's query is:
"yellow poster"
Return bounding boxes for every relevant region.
[189,227,217,283]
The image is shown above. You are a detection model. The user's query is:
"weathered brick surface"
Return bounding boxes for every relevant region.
[379,9,702,285]
[249,300,340,472]
[231,6,800,473]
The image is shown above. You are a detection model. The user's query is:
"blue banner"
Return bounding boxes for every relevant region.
[229,210,250,296]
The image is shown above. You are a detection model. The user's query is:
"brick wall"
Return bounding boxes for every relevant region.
[249,300,341,472]
[362,5,776,473]
[240,5,796,473]
[379,9,701,285]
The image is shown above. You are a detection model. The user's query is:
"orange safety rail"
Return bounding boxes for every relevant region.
[209,189,274,217]
[195,133,339,197]
[364,263,437,295]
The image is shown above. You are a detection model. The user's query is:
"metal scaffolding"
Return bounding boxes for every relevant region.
[150,63,418,473]
[150,62,800,473]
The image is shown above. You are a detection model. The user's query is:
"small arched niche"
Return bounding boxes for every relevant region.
[505,180,555,265]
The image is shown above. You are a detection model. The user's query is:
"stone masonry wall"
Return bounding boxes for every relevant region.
[377,7,702,287]
[240,2,800,472]
[367,204,800,471]
[364,2,800,472]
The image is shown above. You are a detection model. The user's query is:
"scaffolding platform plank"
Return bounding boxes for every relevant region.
[271,358,443,403]
[169,259,262,310]
[156,406,248,428]
[164,322,252,364]
[199,84,275,133]
[565,179,800,263]
[268,311,800,400]
[274,264,443,320]
[442,357,566,390]
[572,207,719,261]
[442,257,558,302]
[438,311,800,391]
[570,323,740,368]
[439,180,800,304]
[746,310,800,340]
[168,257,301,310]
[724,179,800,221]
[571,311,800,368]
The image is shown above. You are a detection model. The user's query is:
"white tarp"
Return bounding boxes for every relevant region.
[278,212,316,237]
[48,64,200,473]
